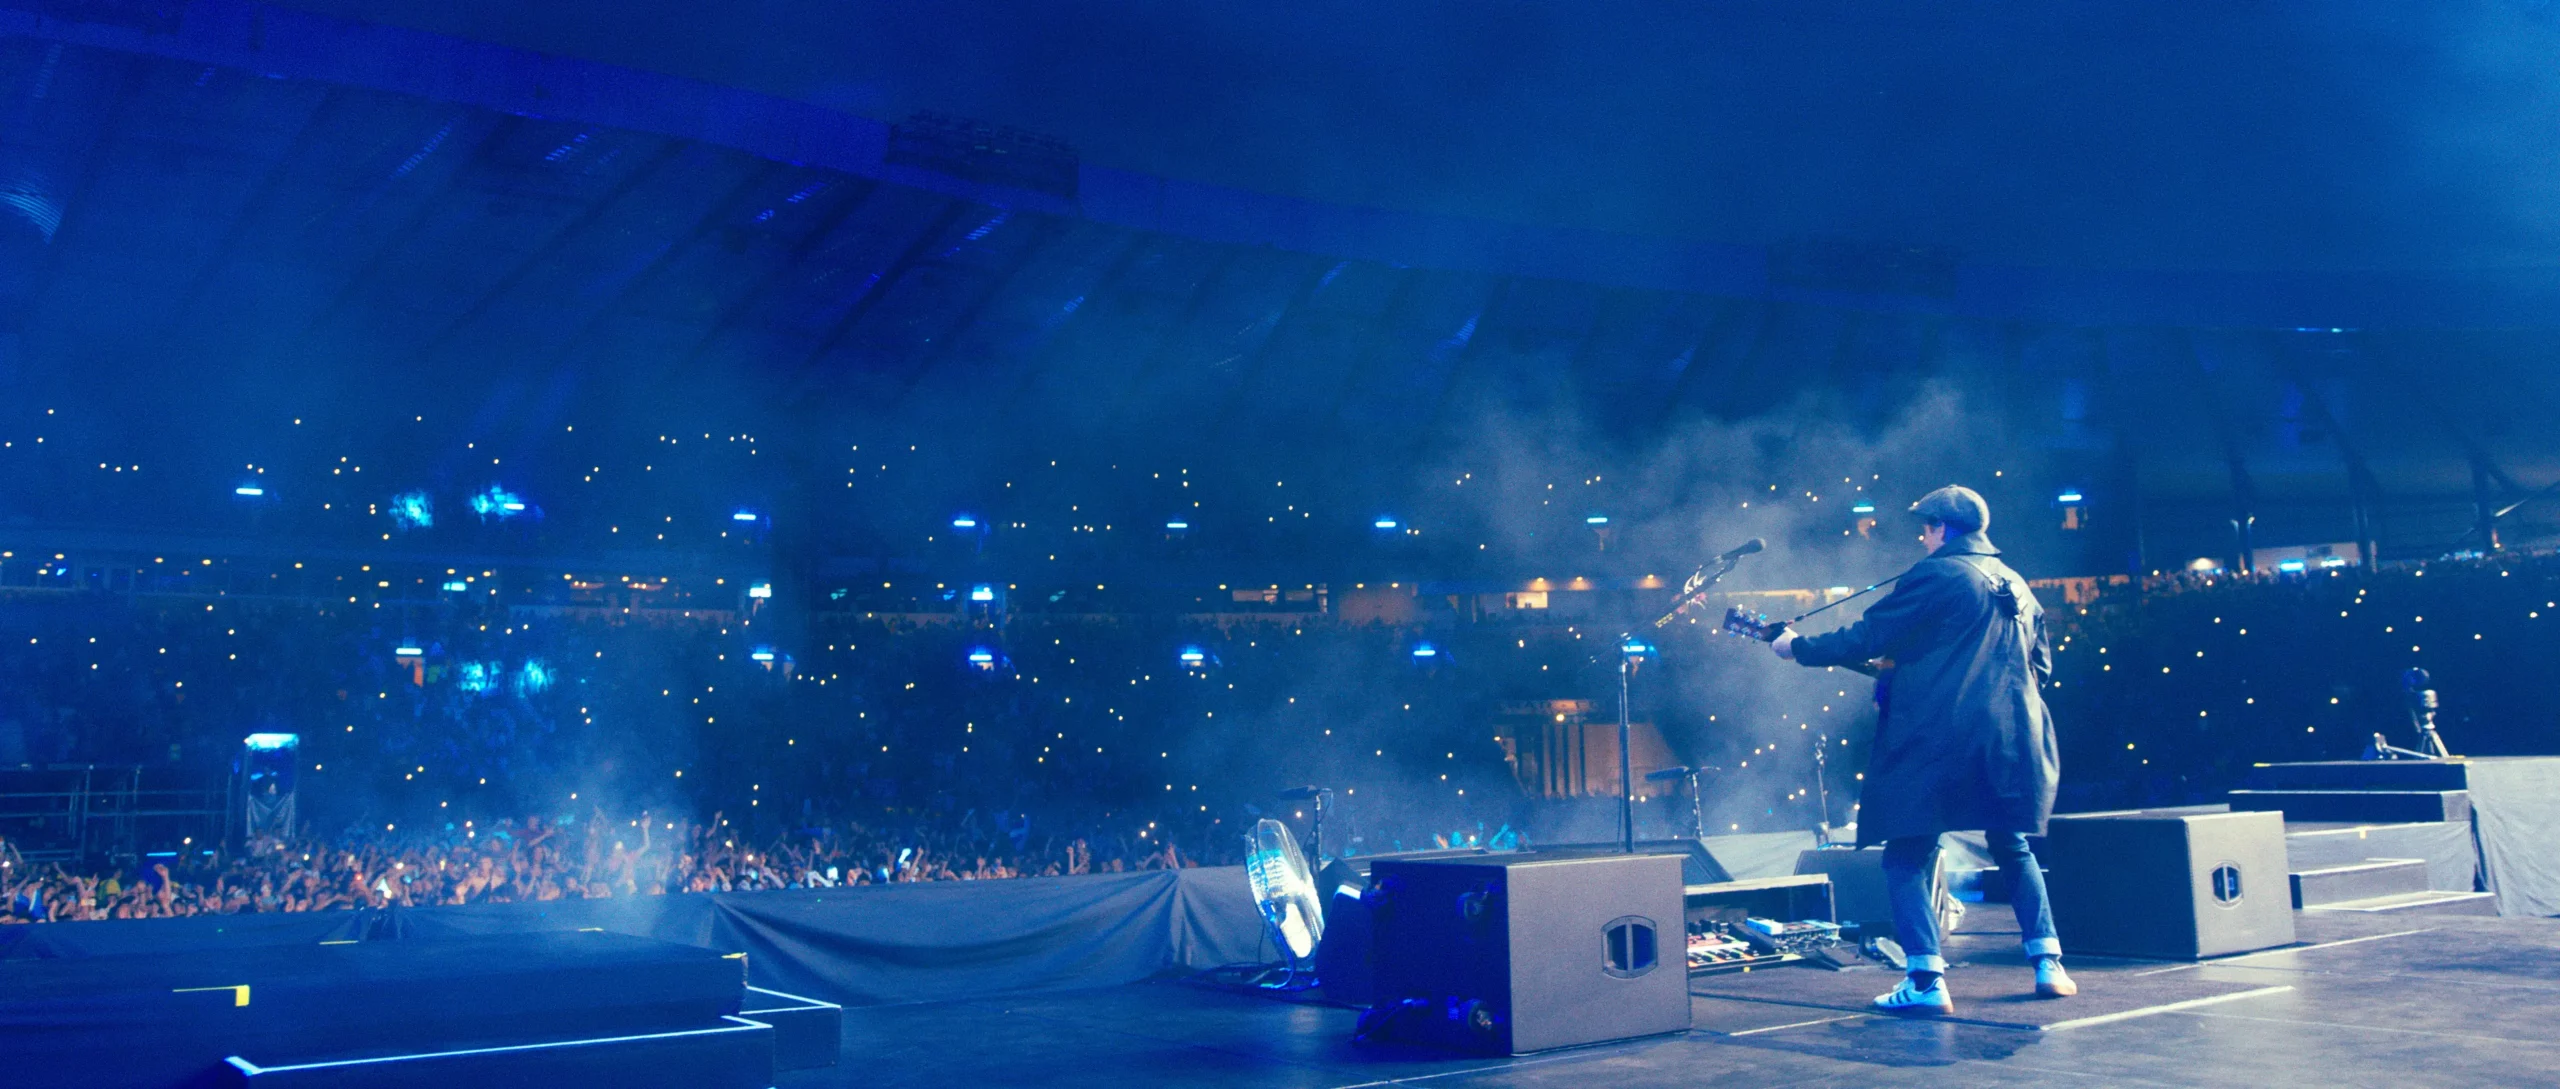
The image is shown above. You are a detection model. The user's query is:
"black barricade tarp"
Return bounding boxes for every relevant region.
[2464,757,2560,916]
[1,867,1270,1006]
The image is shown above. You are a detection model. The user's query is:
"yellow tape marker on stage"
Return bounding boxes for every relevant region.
[175,985,251,1007]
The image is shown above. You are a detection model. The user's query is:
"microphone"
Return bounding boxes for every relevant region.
[1278,786,1331,800]
[1720,538,1766,561]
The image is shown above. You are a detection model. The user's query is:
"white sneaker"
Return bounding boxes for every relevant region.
[2035,957,2077,998]
[1873,974,1953,1015]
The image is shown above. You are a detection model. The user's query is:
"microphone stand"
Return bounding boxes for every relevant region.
[1621,551,1747,853]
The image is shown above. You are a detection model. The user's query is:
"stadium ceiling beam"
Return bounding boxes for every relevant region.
[666,177,882,378]
[395,138,698,372]
[1087,242,1242,433]
[2263,332,2385,566]
[778,198,972,403]
[886,216,1072,402]
[12,53,143,339]
[148,85,346,350]
[289,115,521,342]
[2179,329,2263,572]
[1407,276,1516,466]
[533,160,794,384]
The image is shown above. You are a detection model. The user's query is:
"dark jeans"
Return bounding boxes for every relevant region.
[1880,832,2061,974]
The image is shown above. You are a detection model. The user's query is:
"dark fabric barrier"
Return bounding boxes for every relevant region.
[2464,757,2560,916]
[2,867,1270,1007]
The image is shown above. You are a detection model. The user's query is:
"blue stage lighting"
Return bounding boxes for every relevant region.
[456,662,498,694]
[1410,642,1440,659]
[966,647,998,670]
[750,646,777,662]
[2057,490,2086,504]
[1178,646,1207,667]
[2276,559,2307,573]
[1165,520,1190,531]
[441,580,468,593]
[732,510,759,523]
[233,485,265,497]
[394,645,423,657]
[1852,499,1876,514]
[242,733,299,751]
[951,515,980,529]
[390,491,433,529]
[1585,515,1610,525]
[1620,639,1655,657]
[1374,517,1400,530]
[747,582,773,599]
[969,585,995,602]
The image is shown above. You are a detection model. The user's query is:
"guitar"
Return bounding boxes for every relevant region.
[1723,605,1893,696]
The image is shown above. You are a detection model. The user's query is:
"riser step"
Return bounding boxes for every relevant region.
[2290,858,2430,909]
[2228,789,2471,823]
[2243,761,2473,792]
[2303,890,2498,916]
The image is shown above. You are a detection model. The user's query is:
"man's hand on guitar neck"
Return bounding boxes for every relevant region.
[1771,629,1798,661]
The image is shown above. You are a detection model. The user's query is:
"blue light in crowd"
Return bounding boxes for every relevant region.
[242,733,299,751]
[1178,646,1207,665]
[966,647,997,668]
[441,580,468,592]
[1620,639,1655,657]
[234,485,265,497]
[456,662,498,694]
[1410,643,1439,659]
[747,582,773,599]
[2057,490,2086,504]
[394,645,423,657]
[390,491,433,529]
[2277,559,2307,573]
[969,585,995,602]
[515,659,553,694]
[1374,518,1400,530]
[1852,500,1876,514]
[1585,515,1610,525]
[732,510,760,523]
[952,515,979,529]
[468,485,525,519]
[1166,520,1189,530]
[750,646,777,662]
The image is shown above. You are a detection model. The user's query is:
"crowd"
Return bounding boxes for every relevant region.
[6,544,2560,926]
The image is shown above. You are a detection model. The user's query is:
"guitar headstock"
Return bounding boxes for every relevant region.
[1721,606,1786,643]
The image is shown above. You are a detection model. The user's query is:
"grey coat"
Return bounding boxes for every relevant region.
[1790,531,2059,846]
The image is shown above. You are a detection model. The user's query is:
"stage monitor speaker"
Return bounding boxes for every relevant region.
[1363,853,1689,1055]
[2046,809,2296,960]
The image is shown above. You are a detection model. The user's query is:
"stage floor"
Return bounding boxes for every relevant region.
[788,910,2560,1088]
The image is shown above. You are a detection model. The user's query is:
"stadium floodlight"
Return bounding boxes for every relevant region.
[242,733,299,751]
[441,580,468,592]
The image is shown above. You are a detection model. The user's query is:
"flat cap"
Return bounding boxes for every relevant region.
[1911,485,1989,534]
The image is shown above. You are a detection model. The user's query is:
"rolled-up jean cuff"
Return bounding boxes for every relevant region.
[2022,938,2061,958]
[1906,954,1948,973]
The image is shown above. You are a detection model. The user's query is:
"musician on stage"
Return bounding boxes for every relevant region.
[1771,485,2073,1014]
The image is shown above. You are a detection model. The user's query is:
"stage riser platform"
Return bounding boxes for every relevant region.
[223,1017,773,1089]
[2243,761,2475,791]
[2304,890,2500,916]
[2229,789,2471,823]
[740,987,843,1071]
[2292,859,2429,908]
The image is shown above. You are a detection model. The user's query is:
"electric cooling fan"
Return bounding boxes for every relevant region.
[1243,818,1326,984]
